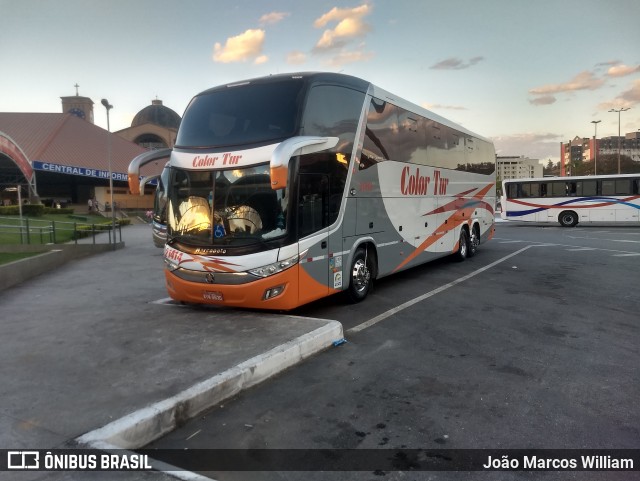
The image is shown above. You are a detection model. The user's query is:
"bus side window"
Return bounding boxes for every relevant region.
[506,183,518,199]
[540,183,548,197]
[601,180,615,196]
[581,180,597,196]
[567,182,577,196]
[551,181,565,197]
[615,180,631,195]
[298,173,329,237]
[633,179,640,195]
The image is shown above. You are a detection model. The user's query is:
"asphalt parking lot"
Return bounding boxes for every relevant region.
[1,221,638,480]
[148,222,640,480]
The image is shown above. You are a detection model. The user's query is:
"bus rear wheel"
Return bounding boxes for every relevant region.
[559,211,578,227]
[454,228,469,262]
[468,224,480,258]
[346,247,373,303]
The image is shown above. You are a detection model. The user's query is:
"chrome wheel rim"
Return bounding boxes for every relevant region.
[352,258,370,293]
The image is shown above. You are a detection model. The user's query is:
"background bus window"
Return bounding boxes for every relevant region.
[614,180,631,195]
[506,183,518,199]
[539,183,549,197]
[601,180,615,196]
[579,180,597,196]
[551,181,566,197]
[519,183,539,197]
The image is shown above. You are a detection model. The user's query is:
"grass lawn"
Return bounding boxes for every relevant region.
[0,213,114,245]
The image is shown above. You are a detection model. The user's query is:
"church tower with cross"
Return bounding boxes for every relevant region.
[60,83,94,123]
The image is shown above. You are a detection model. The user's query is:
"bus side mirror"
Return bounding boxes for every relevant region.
[270,136,339,190]
[139,174,161,196]
[128,173,141,196]
[127,148,172,195]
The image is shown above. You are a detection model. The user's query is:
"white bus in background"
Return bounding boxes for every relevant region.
[158,72,496,310]
[501,174,640,227]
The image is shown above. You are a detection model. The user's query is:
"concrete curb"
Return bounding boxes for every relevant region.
[0,243,123,290]
[76,319,344,450]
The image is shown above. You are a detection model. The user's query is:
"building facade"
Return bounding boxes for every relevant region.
[496,156,543,181]
[0,88,180,209]
[560,131,640,176]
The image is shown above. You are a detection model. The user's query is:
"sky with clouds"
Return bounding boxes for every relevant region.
[1,0,639,163]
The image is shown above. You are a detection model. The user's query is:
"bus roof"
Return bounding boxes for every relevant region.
[503,173,640,184]
[192,72,492,146]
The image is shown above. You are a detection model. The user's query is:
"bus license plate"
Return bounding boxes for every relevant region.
[203,290,223,301]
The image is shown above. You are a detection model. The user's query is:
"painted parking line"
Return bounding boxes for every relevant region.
[347,245,537,335]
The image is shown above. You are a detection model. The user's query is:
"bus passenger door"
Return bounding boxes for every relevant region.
[297,173,331,304]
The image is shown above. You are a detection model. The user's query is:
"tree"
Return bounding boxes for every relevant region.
[543,160,560,177]
[576,154,640,176]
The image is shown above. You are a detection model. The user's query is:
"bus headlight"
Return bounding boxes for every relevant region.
[248,251,306,278]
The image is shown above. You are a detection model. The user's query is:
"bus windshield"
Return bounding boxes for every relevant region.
[175,80,304,149]
[167,163,287,247]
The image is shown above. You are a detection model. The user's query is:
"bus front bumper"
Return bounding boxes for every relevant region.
[164,265,299,311]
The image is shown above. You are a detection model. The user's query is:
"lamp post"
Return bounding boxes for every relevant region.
[101,98,116,246]
[608,107,630,174]
[591,120,600,175]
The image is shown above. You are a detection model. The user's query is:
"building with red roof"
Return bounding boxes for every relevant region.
[0,91,178,210]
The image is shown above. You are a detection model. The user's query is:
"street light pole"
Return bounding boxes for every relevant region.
[608,107,630,174]
[101,98,116,247]
[591,120,600,175]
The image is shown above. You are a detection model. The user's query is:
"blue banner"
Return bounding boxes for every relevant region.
[32,161,156,184]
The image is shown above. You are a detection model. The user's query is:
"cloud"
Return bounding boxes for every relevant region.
[286,51,307,65]
[259,12,289,25]
[491,132,564,161]
[606,64,640,77]
[598,79,640,110]
[324,48,373,67]
[213,29,266,64]
[313,4,372,51]
[314,4,371,28]
[596,60,621,68]
[620,79,640,103]
[529,71,605,96]
[429,56,484,70]
[529,95,557,106]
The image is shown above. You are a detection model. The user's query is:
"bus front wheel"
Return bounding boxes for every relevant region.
[559,211,578,227]
[347,247,373,303]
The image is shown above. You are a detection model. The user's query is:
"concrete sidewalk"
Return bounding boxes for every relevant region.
[0,224,342,480]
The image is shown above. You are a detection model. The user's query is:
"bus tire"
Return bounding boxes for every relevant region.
[558,211,578,227]
[454,228,469,262]
[346,247,373,303]
[468,224,480,258]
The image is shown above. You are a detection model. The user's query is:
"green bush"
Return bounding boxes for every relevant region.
[23,204,45,216]
[0,206,20,216]
[0,204,50,216]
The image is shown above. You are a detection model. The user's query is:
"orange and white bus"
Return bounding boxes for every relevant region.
[151,73,495,310]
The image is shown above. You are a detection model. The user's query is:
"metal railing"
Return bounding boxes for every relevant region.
[0,217,123,245]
